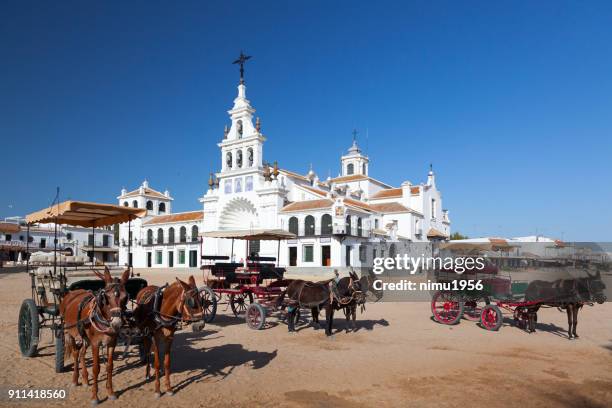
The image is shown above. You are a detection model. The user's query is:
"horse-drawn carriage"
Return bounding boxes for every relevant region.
[430,241,607,336]
[18,200,147,373]
[199,229,295,330]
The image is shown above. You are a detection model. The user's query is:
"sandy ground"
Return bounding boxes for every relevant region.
[1,268,612,408]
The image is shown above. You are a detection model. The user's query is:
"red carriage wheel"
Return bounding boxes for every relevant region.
[431,291,464,325]
[197,286,217,323]
[230,292,254,316]
[480,304,503,331]
[246,303,266,330]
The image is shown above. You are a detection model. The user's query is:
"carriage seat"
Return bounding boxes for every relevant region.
[125,278,148,300]
[210,262,242,282]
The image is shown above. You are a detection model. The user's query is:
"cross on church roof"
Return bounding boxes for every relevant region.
[232,51,252,84]
[352,128,358,142]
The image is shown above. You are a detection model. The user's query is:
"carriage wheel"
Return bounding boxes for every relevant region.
[18,299,40,357]
[480,304,503,331]
[230,292,253,316]
[463,299,486,321]
[198,286,217,323]
[55,330,65,373]
[431,291,464,325]
[246,303,266,330]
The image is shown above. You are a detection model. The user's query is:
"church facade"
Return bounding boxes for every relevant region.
[118,70,450,271]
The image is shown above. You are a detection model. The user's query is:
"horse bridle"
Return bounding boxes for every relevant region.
[151,284,202,328]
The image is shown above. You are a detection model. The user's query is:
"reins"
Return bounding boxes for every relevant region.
[63,289,119,335]
[141,283,200,329]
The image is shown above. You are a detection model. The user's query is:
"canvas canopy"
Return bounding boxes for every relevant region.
[26,201,147,228]
[201,229,296,241]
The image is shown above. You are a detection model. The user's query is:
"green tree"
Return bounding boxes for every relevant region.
[450,232,468,240]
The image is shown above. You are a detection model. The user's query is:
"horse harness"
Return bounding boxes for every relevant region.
[64,284,123,337]
[139,284,199,330]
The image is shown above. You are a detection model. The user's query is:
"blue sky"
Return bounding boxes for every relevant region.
[1,1,611,240]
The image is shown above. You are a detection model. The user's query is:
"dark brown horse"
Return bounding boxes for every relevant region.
[278,271,368,336]
[524,270,606,339]
[134,276,203,397]
[60,267,130,405]
[277,279,335,335]
[309,271,368,333]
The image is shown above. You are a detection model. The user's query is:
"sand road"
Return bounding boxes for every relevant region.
[1,269,611,407]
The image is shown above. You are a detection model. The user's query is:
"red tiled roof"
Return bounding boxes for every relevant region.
[280,199,334,212]
[369,202,412,214]
[298,185,328,198]
[121,187,167,199]
[330,174,368,183]
[0,222,21,233]
[279,169,309,181]
[143,211,203,225]
[343,198,374,212]
[370,188,403,199]
[410,186,420,195]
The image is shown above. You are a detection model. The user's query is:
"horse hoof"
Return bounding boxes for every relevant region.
[108,394,117,401]
[154,393,162,399]
[91,400,99,406]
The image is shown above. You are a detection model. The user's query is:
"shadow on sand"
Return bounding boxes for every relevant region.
[116,331,277,396]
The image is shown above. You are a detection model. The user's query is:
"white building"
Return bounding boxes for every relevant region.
[0,217,117,264]
[118,69,451,271]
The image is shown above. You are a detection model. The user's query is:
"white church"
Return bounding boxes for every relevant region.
[118,60,450,271]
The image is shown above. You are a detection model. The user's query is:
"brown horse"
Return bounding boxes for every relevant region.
[134,276,203,397]
[524,270,607,338]
[277,279,336,335]
[308,271,368,333]
[60,267,130,405]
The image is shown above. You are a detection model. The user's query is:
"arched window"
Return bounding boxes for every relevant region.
[226,152,233,169]
[247,147,254,167]
[357,217,363,237]
[347,163,354,175]
[158,202,166,214]
[362,163,366,175]
[157,228,164,244]
[132,200,138,208]
[288,217,298,235]
[237,120,243,137]
[191,225,199,242]
[147,229,153,245]
[304,215,315,236]
[180,226,187,243]
[237,150,243,168]
[345,215,352,235]
[321,214,332,235]
[168,227,175,244]
[146,200,153,211]
[123,201,128,207]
